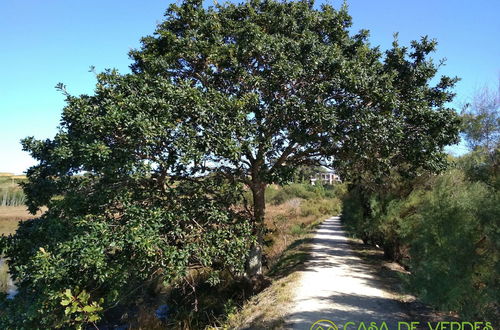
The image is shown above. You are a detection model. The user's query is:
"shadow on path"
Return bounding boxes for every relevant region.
[286,217,409,330]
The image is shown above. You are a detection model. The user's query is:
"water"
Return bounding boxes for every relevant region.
[0,258,18,299]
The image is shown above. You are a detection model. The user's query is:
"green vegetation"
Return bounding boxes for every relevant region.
[1,178,252,328]
[341,82,499,321]
[343,161,499,321]
[265,183,344,205]
[128,0,459,277]
[0,174,26,207]
[1,0,462,328]
[404,170,498,319]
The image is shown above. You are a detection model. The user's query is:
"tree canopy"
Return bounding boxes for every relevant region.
[1,0,461,327]
[128,0,460,272]
[130,0,460,181]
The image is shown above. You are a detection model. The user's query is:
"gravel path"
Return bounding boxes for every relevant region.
[286,216,408,329]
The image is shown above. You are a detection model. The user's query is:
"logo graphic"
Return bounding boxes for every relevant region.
[310,319,338,330]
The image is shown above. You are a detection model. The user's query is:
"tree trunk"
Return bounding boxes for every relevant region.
[246,181,266,277]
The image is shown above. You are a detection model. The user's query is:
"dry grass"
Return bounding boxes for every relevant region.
[220,198,338,329]
[0,206,43,236]
[9,175,26,180]
[0,260,9,293]
[223,272,301,330]
[263,199,322,271]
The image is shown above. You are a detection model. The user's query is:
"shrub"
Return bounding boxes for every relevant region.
[342,169,499,320]
[401,170,499,320]
[290,224,307,236]
[300,198,342,217]
[264,185,280,204]
[0,180,253,328]
[272,184,315,205]
[265,183,347,206]
[341,188,374,243]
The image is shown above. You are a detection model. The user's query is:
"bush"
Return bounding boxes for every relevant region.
[401,170,499,320]
[0,180,253,328]
[290,224,307,236]
[272,184,315,205]
[265,183,347,206]
[341,188,377,244]
[300,198,342,217]
[264,185,280,204]
[342,169,499,320]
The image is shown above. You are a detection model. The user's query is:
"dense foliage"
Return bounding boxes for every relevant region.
[0,176,252,327]
[402,170,498,319]
[342,82,499,320]
[1,0,463,327]
[1,68,254,327]
[129,0,460,274]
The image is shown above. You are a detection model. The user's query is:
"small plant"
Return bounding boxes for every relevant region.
[223,299,238,317]
[290,224,306,236]
[300,198,341,217]
[59,288,104,329]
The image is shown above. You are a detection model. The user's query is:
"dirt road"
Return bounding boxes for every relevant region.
[286,216,408,329]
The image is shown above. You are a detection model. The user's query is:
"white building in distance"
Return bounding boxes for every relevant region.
[310,169,341,185]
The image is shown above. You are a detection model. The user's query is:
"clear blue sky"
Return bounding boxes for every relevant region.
[1,0,499,174]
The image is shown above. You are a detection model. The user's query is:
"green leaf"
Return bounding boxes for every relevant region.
[82,305,97,313]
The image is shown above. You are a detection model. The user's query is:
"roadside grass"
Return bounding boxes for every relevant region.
[222,231,315,330]
[221,272,301,329]
[220,188,341,329]
[263,199,319,269]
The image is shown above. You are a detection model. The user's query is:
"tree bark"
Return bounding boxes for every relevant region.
[246,181,266,277]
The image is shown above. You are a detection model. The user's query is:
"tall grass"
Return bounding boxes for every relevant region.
[1,188,26,207]
[0,175,26,207]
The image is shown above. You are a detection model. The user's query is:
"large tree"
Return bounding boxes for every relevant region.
[128,0,460,273]
[2,2,462,324]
